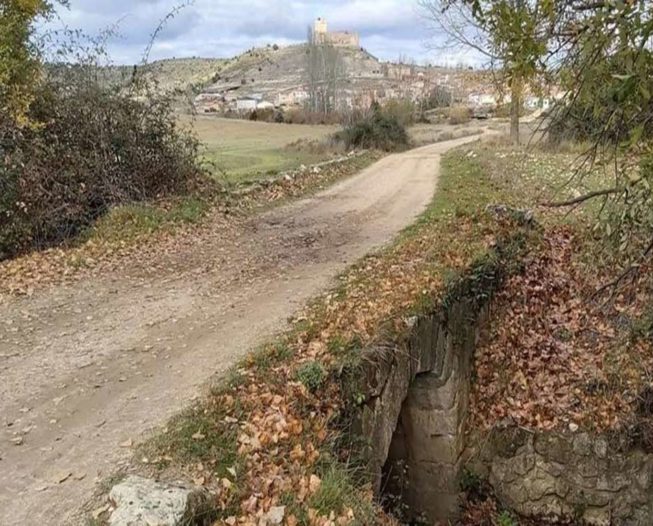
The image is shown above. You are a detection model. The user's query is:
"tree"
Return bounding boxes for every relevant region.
[420,0,554,143]
[0,0,58,126]
[305,26,345,114]
[426,85,454,109]
[544,1,653,281]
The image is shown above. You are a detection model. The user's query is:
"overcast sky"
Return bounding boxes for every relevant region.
[44,0,481,66]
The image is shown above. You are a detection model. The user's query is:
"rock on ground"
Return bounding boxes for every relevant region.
[108,476,210,526]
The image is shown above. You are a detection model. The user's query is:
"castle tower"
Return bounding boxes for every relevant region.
[313,17,328,44]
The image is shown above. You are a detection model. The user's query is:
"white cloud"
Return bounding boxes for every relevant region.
[42,0,477,65]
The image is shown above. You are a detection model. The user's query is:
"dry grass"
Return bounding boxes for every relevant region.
[409,122,484,146]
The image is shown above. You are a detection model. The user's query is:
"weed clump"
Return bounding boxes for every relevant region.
[295,361,327,392]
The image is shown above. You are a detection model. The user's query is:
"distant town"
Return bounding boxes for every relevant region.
[192,17,560,118]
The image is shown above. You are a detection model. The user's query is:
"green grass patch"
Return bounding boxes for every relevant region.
[245,341,296,380]
[142,401,243,477]
[186,116,340,185]
[307,464,376,525]
[86,197,209,244]
[295,361,327,393]
[203,147,329,184]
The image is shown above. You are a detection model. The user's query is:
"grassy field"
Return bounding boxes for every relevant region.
[181,116,340,184]
[183,116,495,185]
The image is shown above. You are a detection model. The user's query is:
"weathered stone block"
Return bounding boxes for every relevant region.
[484,428,653,525]
[108,476,211,526]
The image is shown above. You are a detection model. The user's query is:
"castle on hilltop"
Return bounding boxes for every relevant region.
[312,18,360,48]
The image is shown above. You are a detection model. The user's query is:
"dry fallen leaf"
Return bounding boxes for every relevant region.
[309,474,321,494]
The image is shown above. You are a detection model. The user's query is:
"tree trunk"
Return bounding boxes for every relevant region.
[510,78,522,145]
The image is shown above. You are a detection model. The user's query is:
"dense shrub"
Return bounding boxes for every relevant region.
[447,106,472,125]
[381,99,416,127]
[425,85,453,109]
[248,107,275,122]
[546,98,653,145]
[335,104,409,151]
[283,108,343,125]
[0,80,203,260]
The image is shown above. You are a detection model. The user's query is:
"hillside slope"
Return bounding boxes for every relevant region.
[204,44,382,97]
[49,57,226,95]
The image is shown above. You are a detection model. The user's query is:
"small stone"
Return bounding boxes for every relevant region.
[92,504,110,520]
[569,423,579,432]
[10,436,23,446]
[265,506,285,525]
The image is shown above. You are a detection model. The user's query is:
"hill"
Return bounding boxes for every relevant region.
[48,46,490,114]
[48,57,227,97]
[129,57,227,94]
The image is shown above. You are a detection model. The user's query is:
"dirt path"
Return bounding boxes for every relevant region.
[0,135,483,525]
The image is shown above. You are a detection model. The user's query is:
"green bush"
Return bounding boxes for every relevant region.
[0,79,204,260]
[336,103,409,151]
[497,511,517,526]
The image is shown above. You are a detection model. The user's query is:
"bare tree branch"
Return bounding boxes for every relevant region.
[542,187,620,208]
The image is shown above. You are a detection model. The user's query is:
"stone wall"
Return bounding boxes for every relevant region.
[467,427,653,526]
[381,304,485,522]
[351,235,528,523]
[350,228,653,526]
[354,283,497,522]
[325,31,360,48]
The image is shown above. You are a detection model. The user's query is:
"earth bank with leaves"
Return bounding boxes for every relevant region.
[92,141,653,526]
